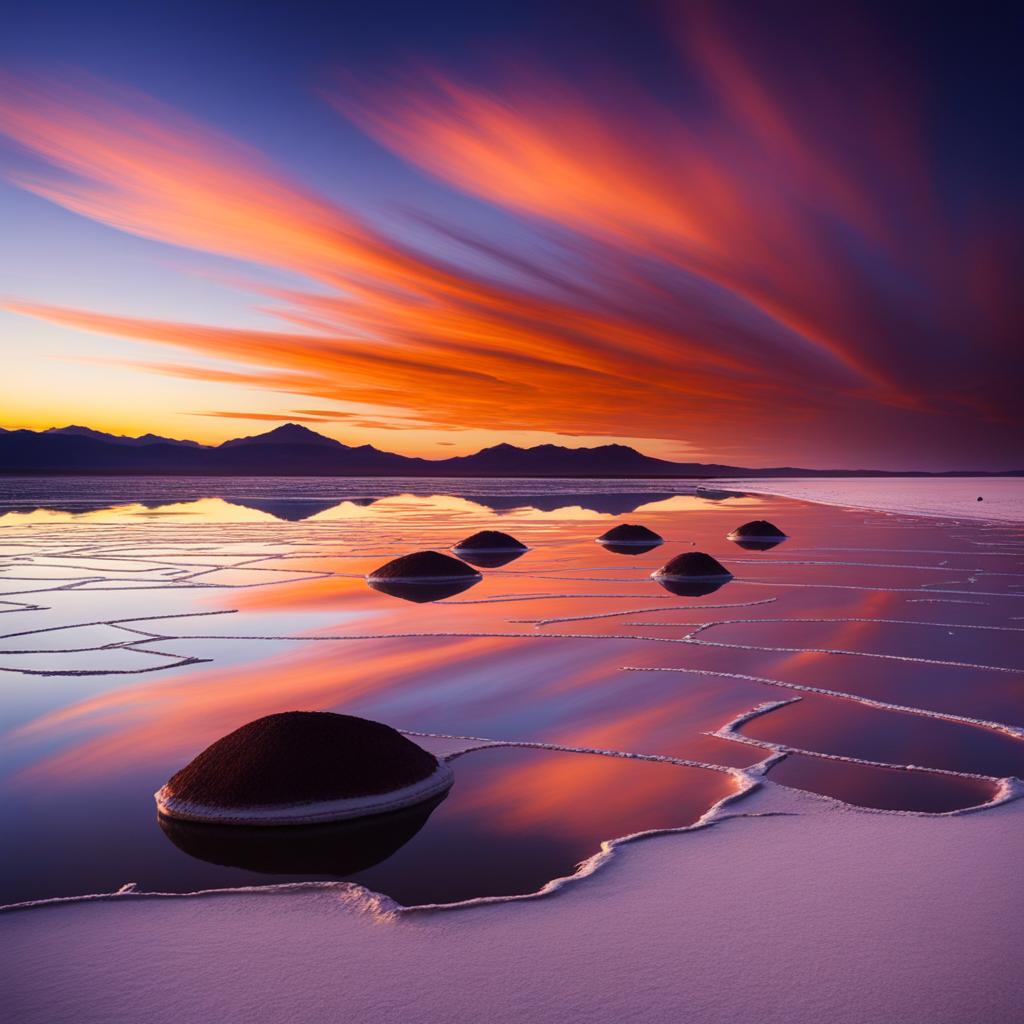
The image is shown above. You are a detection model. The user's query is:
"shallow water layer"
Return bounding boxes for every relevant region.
[765,753,998,813]
[0,476,1022,906]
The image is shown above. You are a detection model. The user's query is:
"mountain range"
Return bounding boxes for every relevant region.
[0,423,1018,477]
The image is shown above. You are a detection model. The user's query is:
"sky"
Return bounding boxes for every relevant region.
[1,0,1021,470]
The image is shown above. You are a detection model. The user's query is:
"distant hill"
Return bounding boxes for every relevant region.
[0,424,1019,477]
[43,425,205,448]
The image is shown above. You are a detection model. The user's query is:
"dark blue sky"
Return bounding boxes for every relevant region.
[2,1,1021,468]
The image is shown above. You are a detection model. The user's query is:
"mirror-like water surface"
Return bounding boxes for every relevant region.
[1,477,1022,905]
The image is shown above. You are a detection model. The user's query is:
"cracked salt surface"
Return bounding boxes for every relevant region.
[1,477,1023,1022]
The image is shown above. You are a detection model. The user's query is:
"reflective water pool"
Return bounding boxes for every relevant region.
[1,477,1022,905]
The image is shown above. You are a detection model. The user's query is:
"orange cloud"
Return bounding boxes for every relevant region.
[0,29,1018,465]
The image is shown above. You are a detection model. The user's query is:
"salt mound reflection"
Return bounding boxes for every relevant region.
[159,794,447,876]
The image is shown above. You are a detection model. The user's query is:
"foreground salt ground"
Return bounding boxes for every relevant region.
[1,479,1023,1020]
[6,782,1023,1024]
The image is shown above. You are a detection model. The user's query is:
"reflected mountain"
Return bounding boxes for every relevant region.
[0,490,697,521]
[158,792,447,876]
[695,488,748,501]
[227,498,358,521]
[464,492,680,515]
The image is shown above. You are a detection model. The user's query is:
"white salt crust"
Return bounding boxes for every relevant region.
[595,539,663,547]
[365,573,481,584]
[154,760,454,825]
[451,545,528,554]
[650,571,734,581]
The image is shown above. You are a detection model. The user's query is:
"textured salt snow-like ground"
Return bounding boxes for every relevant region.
[727,476,1024,524]
[5,782,1023,1024]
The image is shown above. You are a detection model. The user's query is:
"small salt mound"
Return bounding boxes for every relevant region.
[452,530,527,553]
[597,524,664,545]
[652,551,732,581]
[651,552,732,595]
[727,520,787,540]
[452,530,528,568]
[368,550,482,582]
[155,711,454,826]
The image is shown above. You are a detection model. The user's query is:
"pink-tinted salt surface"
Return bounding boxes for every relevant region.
[4,783,1023,1024]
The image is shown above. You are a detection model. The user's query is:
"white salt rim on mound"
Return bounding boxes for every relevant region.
[650,570,733,581]
[595,537,663,547]
[365,572,481,584]
[726,531,787,541]
[451,544,527,554]
[154,760,455,826]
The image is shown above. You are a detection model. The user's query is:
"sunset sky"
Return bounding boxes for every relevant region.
[1,1,1020,470]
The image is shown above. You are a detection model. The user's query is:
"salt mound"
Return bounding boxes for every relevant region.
[652,551,732,581]
[155,711,454,825]
[597,524,663,545]
[451,530,528,568]
[368,550,482,582]
[452,530,527,553]
[727,520,787,540]
[366,550,482,601]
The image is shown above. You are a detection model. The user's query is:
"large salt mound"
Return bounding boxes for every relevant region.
[366,550,482,602]
[652,551,732,580]
[155,712,453,825]
[368,551,482,582]
[727,520,787,540]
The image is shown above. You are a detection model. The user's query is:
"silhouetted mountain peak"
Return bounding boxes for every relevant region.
[219,423,344,449]
[2,424,1017,477]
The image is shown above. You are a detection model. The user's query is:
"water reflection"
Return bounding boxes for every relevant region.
[731,537,785,551]
[652,576,732,597]
[456,549,526,568]
[3,478,1022,906]
[367,577,482,603]
[159,793,447,875]
[768,752,997,813]
[602,541,663,555]
[0,485,763,524]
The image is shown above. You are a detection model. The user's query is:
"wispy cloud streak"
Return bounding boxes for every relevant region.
[0,9,1019,465]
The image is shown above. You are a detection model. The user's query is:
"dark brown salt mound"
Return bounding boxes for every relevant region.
[453,530,527,552]
[161,712,441,812]
[598,524,663,543]
[653,551,732,579]
[368,550,481,581]
[728,520,787,539]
